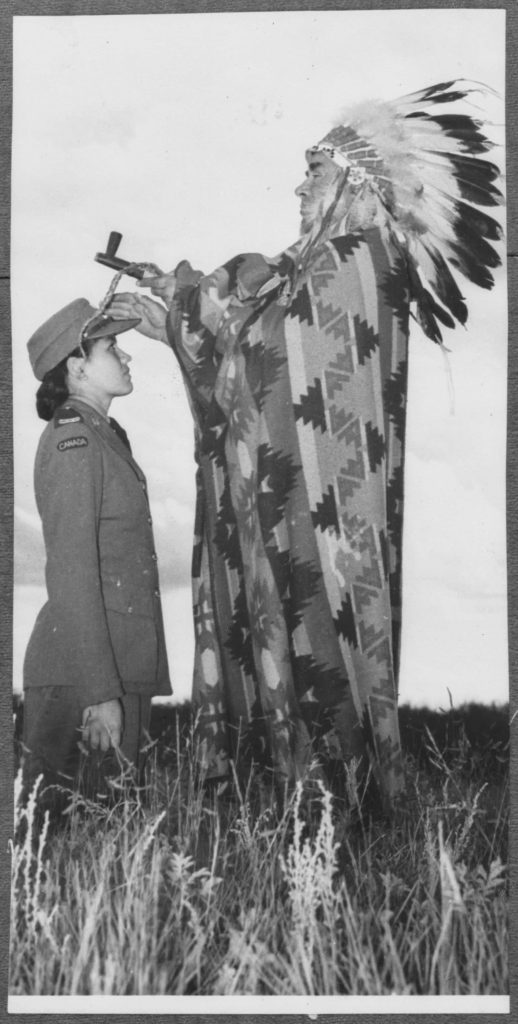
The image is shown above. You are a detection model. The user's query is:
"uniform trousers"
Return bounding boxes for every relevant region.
[22,687,152,817]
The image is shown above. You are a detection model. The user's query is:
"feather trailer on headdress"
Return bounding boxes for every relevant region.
[315,80,505,343]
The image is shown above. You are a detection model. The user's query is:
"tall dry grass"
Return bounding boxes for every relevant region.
[9,706,508,996]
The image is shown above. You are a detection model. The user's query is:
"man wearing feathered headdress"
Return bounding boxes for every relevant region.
[109,81,504,810]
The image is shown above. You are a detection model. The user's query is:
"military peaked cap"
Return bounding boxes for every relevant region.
[27,298,141,380]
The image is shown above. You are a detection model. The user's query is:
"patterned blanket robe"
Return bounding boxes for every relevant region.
[167,226,409,804]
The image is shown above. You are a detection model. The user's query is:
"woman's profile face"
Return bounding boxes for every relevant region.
[80,336,133,403]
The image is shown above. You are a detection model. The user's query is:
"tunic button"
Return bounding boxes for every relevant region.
[147,516,152,525]
[128,606,133,614]
[152,552,157,562]
[154,589,160,598]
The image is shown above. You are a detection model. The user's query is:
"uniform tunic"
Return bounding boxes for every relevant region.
[23,398,171,791]
[167,226,409,805]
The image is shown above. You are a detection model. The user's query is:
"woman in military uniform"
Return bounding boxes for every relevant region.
[23,298,172,812]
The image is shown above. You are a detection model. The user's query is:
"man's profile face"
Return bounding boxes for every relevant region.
[294,150,341,233]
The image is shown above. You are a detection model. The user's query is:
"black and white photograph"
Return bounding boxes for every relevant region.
[6,5,509,1014]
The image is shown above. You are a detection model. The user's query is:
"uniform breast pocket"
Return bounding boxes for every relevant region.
[105,608,158,685]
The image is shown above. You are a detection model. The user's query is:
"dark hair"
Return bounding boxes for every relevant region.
[35,339,96,421]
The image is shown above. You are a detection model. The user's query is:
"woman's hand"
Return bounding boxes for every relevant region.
[138,269,178,307]
[108,292,168,342]
[81,699,123,752]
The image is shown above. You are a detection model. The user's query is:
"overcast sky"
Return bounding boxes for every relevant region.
[11,9,507,706]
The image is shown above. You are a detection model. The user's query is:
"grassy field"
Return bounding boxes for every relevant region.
[9,700,508,996]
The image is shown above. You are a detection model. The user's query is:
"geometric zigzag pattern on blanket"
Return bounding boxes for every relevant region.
[168,228,409,804]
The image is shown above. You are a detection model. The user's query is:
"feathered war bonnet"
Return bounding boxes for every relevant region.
[310,80,505,343]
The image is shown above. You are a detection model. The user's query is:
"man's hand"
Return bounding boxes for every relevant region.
[108,292,168,342]
[81,699,123,753]
[137,269,177,307]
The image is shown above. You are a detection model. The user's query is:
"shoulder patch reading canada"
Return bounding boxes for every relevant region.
[57,436,89,452]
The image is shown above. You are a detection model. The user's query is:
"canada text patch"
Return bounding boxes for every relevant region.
[57,436,89,452]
